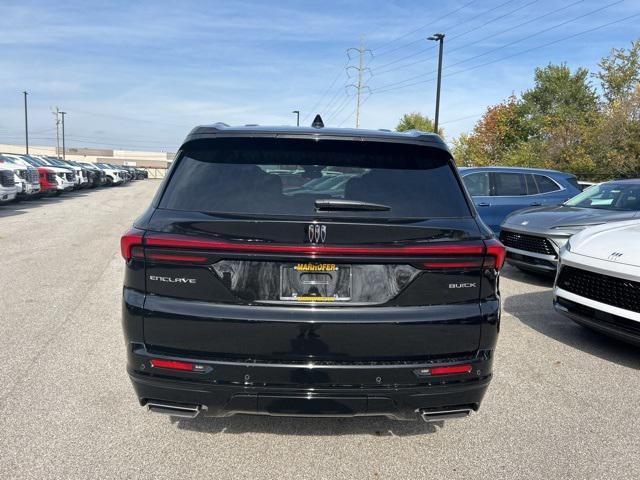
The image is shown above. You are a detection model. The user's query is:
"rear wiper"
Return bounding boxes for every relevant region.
[314,199,391,211]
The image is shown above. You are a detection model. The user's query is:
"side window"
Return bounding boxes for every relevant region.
[462,172,490,196]
[494,173,527,196]
[534,175,561,193]
[525,174,539,195]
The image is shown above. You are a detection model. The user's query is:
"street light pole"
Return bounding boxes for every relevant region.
[60,111,67,160]
[292,110,300,126]
[428,33,445,134]
[23,91,29,154]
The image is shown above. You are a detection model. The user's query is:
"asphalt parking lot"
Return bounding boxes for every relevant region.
[1,180,638,480]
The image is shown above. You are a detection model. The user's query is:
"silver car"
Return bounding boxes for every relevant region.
[499,180,640,274]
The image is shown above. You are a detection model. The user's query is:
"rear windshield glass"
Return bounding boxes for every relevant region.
[159,138,471,219]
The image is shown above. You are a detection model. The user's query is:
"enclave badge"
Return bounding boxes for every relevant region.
[307,224,327,243]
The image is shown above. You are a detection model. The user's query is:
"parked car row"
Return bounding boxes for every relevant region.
[460,166,640,347]
[0,153,147,203]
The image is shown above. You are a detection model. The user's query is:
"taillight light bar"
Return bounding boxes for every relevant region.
[144,233,486,257]
[422,259,483,269]
[121,230,506,270]
[146,253,209,263]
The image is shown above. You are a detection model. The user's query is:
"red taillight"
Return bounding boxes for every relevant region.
[120,227,144,261]
[144,233,486,257]
[422,259,483,269]
[150,359,194,371]
[146,253,208,263]
[430,364,473,375]
[483,238,506,270]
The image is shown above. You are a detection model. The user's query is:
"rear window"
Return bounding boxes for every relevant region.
[159,138,471,219]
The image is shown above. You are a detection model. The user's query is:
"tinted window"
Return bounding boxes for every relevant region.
[534,175,560,193]
[462,172,490,196]
[565,182,640,211]
[160,138,471,219]
[494,173,526,196]
[565,176,580,190]
[525,174,538,194]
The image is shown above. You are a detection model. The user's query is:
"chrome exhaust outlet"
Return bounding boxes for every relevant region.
[146,401,202,419]
[418,408,473,422]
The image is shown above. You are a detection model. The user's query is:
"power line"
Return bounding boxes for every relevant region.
[302,67,345,124]
[371,0,624,93]
[312,1,480,124]
[325,93,354,123]
[372,0,519,66]
[337,94,373,127]
[371,0,478,54]
[321,84,350,118]
[372,10,640,95]
[372,0,584,78]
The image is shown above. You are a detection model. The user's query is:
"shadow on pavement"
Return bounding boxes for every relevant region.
[504,289,640,369]
[500,264,555,287]
[0,191,93,218]
[171,414,443,437]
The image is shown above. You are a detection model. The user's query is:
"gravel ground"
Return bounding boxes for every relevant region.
[0,180,638,480]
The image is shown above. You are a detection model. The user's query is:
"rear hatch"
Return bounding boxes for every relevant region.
[130,137,499,363]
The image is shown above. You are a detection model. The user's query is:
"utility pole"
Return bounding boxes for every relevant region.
[23,91,29,154]
[60,111,67,160]
[346,38,372,128]
[53,107,61,158]
[428,33,445,134]
[292,110,300,126]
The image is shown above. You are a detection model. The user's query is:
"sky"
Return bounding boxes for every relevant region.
[0,0,638,152]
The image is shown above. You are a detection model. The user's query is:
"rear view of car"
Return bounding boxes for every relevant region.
[121,124,504,421]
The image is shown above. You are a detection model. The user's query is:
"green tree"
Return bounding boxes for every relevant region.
[596,40,640,105]
[519,64,599,173]
[395,112,443,137]
[592,41,640,178]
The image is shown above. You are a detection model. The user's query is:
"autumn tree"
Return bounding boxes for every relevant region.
[452,96,530,166]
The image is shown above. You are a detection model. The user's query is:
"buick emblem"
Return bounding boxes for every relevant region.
[307,224,327,243]
[608,252,624,261]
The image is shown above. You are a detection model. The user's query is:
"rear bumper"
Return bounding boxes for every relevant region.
[127,344,493,420]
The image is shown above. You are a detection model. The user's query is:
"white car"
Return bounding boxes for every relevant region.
[0,164,18,203]
[554,219,640,346]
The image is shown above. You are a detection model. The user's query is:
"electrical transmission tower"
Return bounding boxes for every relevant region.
[346,38,372,128]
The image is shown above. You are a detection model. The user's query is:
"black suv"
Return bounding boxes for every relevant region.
[121,121,504,422]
